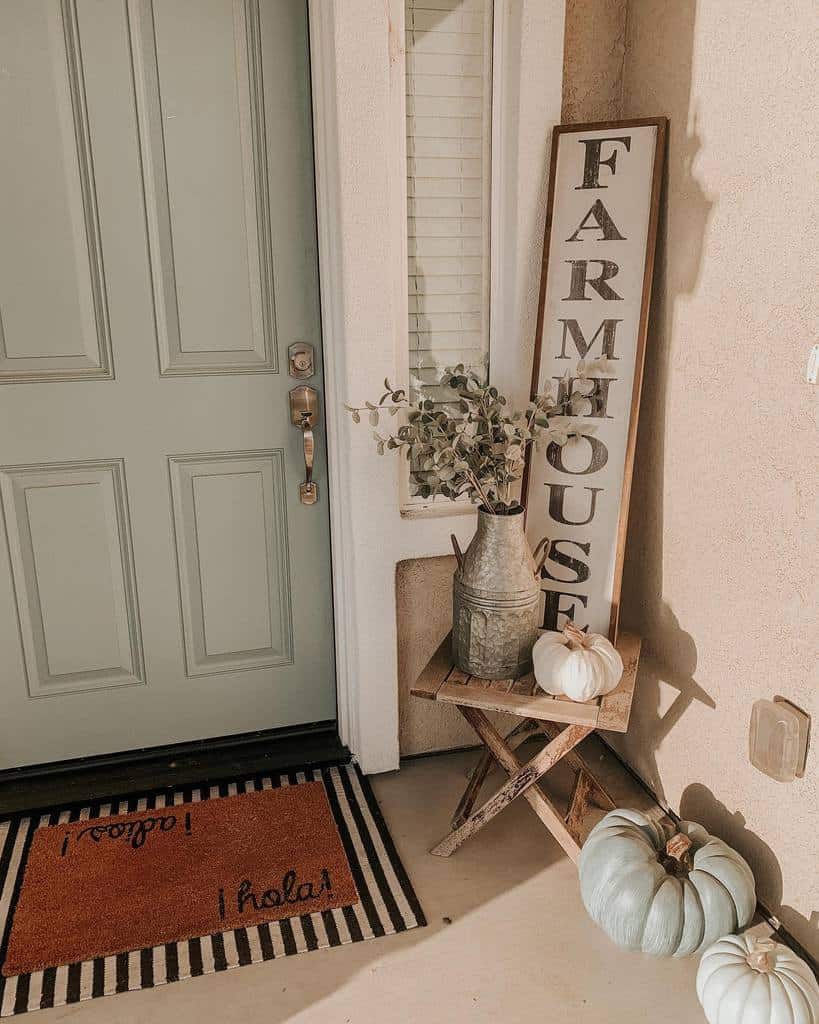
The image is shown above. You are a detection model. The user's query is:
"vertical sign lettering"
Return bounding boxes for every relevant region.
[525,120,666,638]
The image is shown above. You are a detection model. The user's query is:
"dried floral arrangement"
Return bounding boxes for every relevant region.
[345,362,604,515]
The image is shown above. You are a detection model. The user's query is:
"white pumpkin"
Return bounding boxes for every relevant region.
[579,808,756,957]
[532,621,623,702]
[697,935,819,1024]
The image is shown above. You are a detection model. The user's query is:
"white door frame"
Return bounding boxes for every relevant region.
[308,0,567,773]
[307,0,360,764]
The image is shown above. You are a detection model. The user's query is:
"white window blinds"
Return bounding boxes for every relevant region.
[405,0,493,405]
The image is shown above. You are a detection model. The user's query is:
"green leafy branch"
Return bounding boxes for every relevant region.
[345,363,602,514]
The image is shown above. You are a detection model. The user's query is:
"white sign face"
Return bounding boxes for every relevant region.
[525,121,665,639]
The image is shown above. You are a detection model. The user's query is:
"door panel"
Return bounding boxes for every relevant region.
[129,0,279,374]
[168,451,293,676]
[0,460,144,695]
[0,0,112,380]
[0,0,335,769]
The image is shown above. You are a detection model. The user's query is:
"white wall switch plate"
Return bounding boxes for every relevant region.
[749,697,811,782]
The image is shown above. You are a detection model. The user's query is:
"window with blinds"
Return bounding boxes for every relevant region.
[405,0,493,410]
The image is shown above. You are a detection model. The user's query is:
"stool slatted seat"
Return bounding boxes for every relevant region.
[411,631,642,862]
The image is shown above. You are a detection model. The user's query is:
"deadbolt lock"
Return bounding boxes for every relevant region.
[288,342,315,380]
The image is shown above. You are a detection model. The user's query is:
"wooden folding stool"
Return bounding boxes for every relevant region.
[411,632,642,862]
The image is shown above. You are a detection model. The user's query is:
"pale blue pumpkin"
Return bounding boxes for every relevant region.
[579,808,756,957]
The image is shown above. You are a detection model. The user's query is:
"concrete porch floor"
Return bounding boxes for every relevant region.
[39,748,756,1023]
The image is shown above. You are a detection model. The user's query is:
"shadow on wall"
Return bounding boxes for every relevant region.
[616,0,715,798]
[620,609,715,805]
[680,783,819,973]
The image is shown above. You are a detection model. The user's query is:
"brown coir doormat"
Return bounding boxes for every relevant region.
[4,779,357,975]
[0,764,425,1017]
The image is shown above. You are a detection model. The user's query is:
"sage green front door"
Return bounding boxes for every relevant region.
[0,0,335,769]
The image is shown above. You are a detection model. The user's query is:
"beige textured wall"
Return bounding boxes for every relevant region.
[612,0,819,957]
[396,556,468,756]
[561,0,626,123]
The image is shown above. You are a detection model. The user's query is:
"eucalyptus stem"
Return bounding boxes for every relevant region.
[345,363,587,511]
[465,468,494,513]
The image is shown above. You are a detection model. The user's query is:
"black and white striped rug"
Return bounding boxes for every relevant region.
[0,763,425,1016]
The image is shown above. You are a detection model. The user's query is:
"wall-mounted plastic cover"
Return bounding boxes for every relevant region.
[749,698,810,783]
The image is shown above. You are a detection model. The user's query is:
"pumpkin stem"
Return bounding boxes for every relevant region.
[659,833,693,876]
[747,938,777,973]
[562,621,588,649]
[665,834,692,860]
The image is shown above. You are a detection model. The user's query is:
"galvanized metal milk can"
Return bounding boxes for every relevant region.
[451,507,541,679]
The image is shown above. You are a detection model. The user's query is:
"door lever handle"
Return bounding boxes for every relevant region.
[299,412,316,504]
[289,386,319,505]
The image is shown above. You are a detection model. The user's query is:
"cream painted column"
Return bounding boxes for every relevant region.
[311,0,567,773]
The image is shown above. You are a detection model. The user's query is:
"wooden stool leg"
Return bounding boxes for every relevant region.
[452,718,542,829]
[540,720,617,815]
[430,715,591,859]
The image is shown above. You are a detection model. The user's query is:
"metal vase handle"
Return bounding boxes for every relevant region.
[532,536,551,579]
[450,534,464,571]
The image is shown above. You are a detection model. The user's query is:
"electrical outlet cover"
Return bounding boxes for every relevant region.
[749,698,810,782]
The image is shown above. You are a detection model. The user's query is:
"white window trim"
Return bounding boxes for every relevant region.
[309,0,566,773]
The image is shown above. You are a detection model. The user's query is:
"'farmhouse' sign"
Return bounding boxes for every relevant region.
[525,119,667,640]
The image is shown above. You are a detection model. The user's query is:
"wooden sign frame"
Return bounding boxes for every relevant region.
[523,118,667,641]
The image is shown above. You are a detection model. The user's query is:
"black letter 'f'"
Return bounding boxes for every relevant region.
[575,136,631,189]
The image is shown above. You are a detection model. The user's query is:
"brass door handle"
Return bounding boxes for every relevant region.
[289,385,319,505]
[300,414,316,504]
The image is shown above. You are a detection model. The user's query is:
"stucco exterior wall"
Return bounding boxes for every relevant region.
[611,0,819,958]
[561,0,626,124]
[397,556,469,755]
